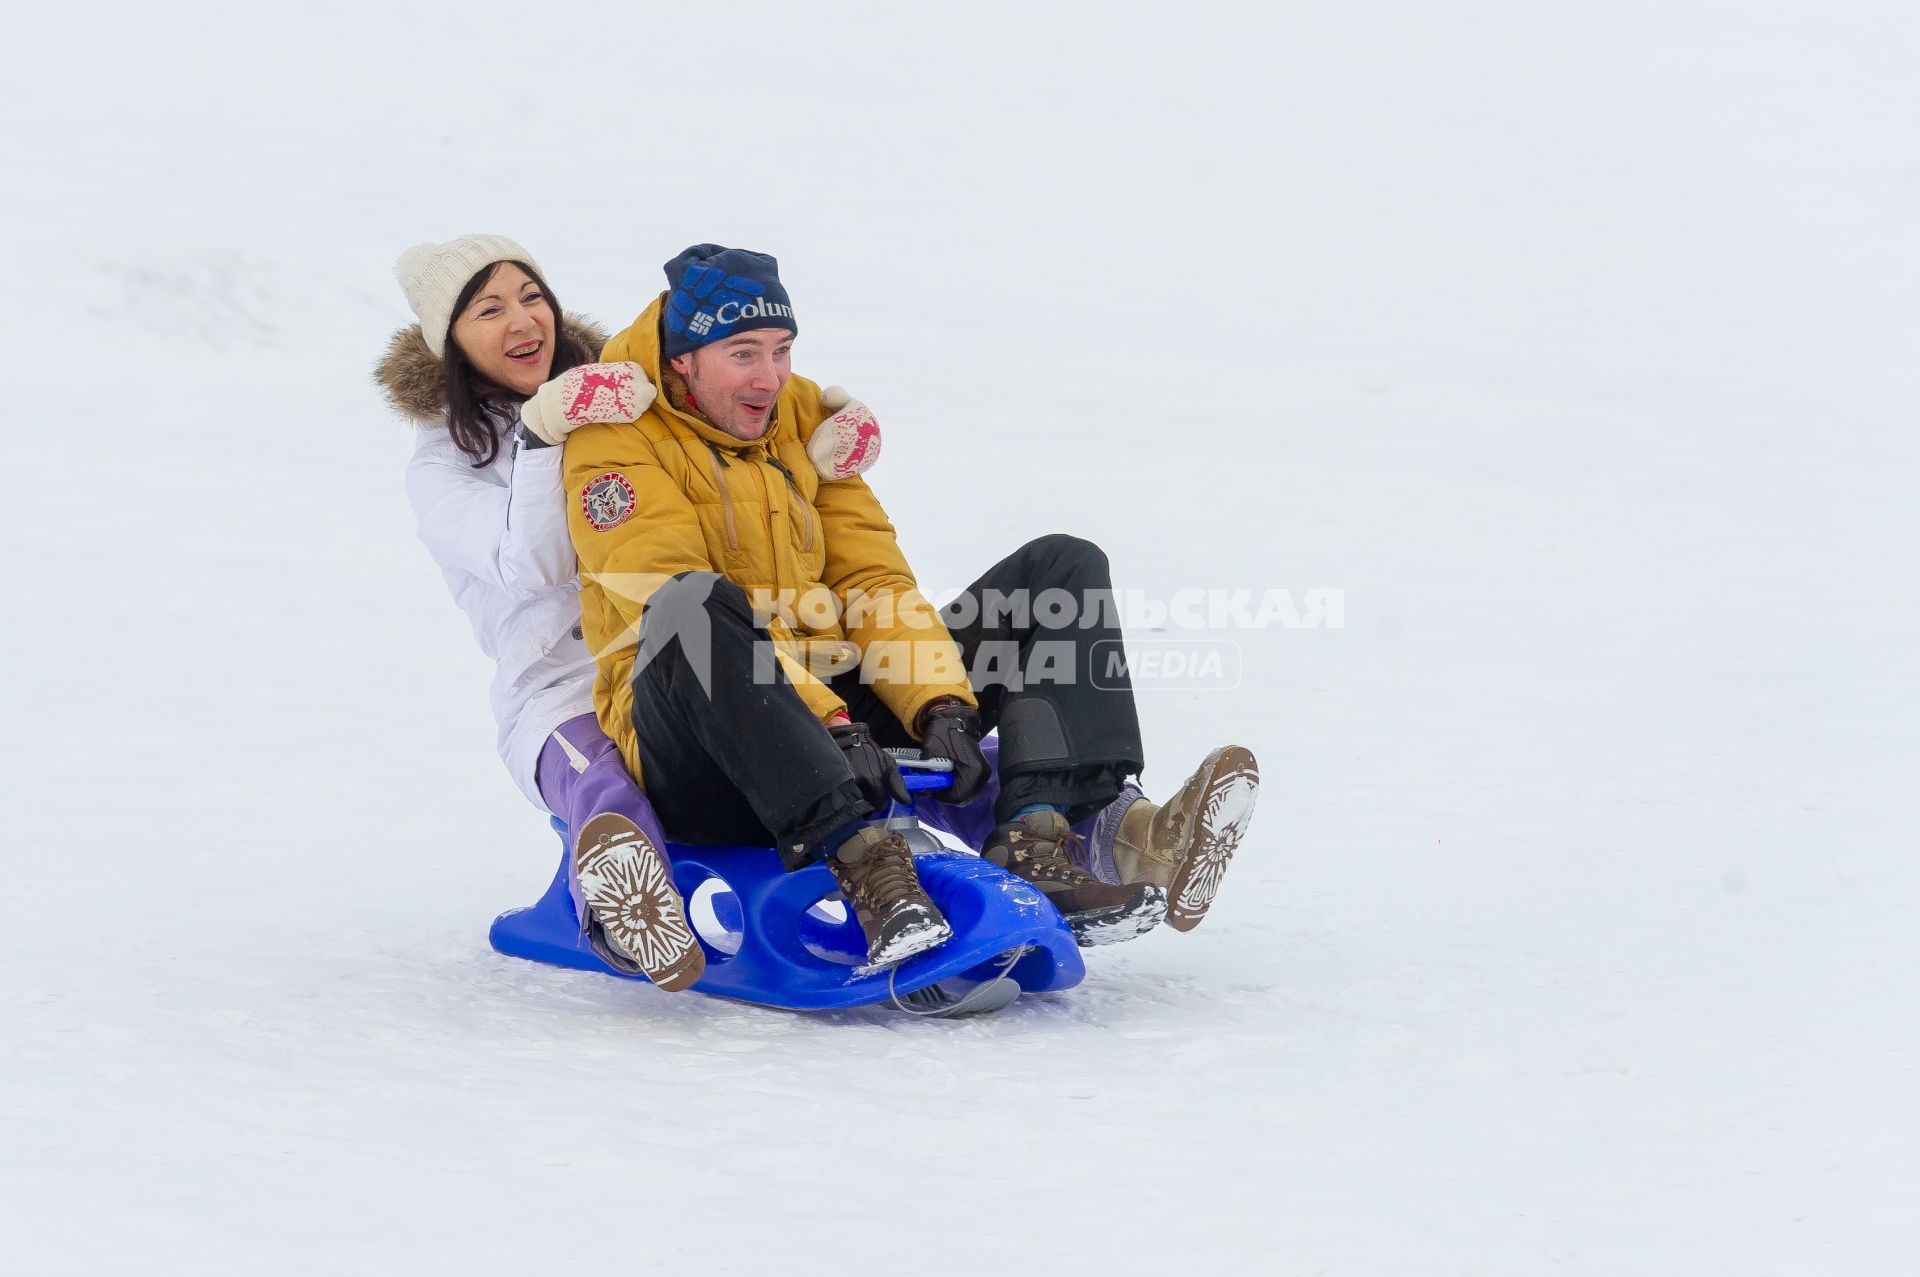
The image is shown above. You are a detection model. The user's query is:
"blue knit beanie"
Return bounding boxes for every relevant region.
[661,244,796,359]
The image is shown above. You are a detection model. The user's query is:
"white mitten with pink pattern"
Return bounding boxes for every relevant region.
[807,386,882,480]
[521,361,657,446]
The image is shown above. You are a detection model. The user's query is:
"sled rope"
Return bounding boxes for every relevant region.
[886,945,1024,1018]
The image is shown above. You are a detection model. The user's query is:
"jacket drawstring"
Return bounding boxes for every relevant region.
[705,442,741,551]
[764,453,815,553]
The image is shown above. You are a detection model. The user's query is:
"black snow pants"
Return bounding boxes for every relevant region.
[629,534,1145,867]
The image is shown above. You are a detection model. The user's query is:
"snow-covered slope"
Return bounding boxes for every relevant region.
[5,3,1916,1273]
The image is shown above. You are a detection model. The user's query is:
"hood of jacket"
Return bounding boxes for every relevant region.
[601,293,798,454]
[373,315,609,425]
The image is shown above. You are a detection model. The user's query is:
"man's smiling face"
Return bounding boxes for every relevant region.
[670,328,794,441]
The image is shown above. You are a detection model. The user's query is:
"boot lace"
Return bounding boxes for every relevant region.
[1005,823,1098,887]
[843,834,924,911]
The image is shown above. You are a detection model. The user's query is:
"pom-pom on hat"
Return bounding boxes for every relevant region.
[394,234,541,357]
[661,244,796,360]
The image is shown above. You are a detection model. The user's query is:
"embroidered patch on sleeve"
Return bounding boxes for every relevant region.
[582,472,638,531]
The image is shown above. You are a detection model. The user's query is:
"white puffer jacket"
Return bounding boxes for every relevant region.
[379,320,601,811]
[405,418,594,808]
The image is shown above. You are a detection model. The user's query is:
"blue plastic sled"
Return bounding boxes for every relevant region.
[489,771,1085,1011]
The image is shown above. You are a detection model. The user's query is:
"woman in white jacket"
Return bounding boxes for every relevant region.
[376,235,704,993]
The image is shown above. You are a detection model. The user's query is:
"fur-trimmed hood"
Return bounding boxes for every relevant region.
[373,315,609,425]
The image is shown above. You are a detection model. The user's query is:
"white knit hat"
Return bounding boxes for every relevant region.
[393,234,542,357]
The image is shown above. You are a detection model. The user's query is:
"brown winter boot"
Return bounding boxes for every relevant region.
[574,813,705,992]
[984,811,1167,947]
[827,826,952,969]
[1111,746,1261,931]
[983,810,1100,894]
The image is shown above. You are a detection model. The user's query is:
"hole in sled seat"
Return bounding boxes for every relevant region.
[796,892,865,966]
[687,874,744,958]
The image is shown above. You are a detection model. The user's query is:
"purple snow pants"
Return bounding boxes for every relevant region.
[536,714,674,857]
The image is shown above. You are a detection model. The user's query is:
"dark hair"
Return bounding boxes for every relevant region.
[442,260,590,467]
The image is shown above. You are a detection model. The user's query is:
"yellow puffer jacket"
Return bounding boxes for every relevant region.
[563,294,976,788]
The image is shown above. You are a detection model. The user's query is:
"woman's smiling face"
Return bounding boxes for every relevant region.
[449,262,555,397]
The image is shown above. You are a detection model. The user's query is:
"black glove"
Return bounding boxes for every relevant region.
[828,718,912,813]
[918,700,989,805]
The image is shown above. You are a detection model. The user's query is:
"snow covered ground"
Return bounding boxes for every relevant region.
[5,2,1917,1272]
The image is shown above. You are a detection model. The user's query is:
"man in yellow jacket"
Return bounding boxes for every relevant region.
[562,245,1260,968]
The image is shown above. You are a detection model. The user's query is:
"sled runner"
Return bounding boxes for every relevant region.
[489,769,1085,1015]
